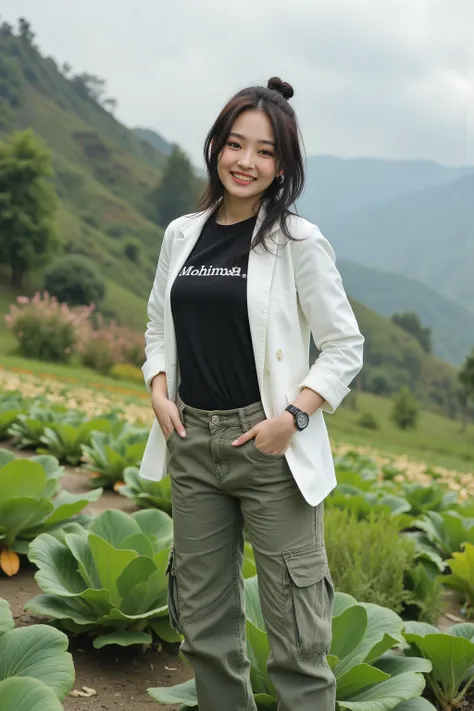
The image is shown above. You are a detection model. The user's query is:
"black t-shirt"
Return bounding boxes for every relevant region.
[170,213,261,410]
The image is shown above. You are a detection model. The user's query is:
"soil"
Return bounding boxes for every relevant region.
[0,445,193,710]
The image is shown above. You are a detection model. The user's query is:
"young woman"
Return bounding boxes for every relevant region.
[139,77,364,711]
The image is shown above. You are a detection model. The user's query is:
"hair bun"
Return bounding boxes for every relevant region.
[267,77,294,100]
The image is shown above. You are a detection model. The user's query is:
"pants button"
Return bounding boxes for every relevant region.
[211,415,220,425]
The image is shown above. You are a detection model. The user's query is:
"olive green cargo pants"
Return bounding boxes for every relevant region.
[166,399,335,711]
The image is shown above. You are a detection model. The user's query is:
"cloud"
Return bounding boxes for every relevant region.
[2,0,473,166]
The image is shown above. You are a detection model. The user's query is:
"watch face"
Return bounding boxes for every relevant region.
[296,411,309,430]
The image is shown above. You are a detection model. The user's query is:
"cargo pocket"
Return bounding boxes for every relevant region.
[282,544,334,656]
[165,543,181,633]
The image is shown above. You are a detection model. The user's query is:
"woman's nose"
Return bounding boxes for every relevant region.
[237,151,254,170]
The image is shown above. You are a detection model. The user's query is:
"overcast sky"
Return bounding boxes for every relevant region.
[2,0,473,167]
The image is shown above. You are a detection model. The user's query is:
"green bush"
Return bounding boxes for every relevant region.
[123,239,141,263]
[44,255,105,306]
[357,412,379,429]
[324,508,415,613]
[109,363,143,383]
[80,336,115,374]
[391,386,419,430]
[8,312,76,363]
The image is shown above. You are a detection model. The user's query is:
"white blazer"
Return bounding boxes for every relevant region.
[139,205,364,506]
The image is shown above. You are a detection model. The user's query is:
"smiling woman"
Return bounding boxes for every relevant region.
[140,75,364,711]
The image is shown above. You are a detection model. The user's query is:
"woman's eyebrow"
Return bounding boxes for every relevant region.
[228,131,275,147]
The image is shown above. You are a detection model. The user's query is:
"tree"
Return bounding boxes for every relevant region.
[0,130,59,287]
[458,348,474,431]
[152,145,198,226]
[390,386,419,430]
[44,255,105,306]
[390,311,432,353]
[17,18,35,44]
[72,73,107,104]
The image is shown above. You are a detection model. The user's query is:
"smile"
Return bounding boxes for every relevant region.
[231,173,256,184]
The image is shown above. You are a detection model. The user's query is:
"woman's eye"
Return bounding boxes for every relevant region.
[227,142,240,149]
[260,149,274,157]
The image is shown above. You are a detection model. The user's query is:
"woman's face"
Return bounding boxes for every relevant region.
[217,109,280,202]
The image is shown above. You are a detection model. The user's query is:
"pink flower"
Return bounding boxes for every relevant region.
[16,296,29,304]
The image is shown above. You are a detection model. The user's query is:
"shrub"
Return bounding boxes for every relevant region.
[324,508,415,613]
[123,239,141,262]
[357,412,379,429]
[44,255,105,306]
[110,363,143,383]
[391,386,419,430]
[76,314,144,374]
[4,292,94,363]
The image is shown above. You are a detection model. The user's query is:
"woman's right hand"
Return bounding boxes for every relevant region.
[150,375,186,440]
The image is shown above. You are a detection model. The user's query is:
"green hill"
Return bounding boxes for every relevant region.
[338,260,474,366]
[0,21,463,419]
[0,23,167,324]
[348,300,459,416]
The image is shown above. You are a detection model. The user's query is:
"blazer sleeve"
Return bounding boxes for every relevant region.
[142,224,174,392]
[293,224,364,414]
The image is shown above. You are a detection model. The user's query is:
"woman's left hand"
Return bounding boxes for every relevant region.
[232,412,296,456]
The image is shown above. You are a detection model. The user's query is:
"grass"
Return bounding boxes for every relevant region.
[0,355,147,396]
[329,390,474,474]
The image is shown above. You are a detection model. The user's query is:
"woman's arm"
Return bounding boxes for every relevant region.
[291,223,364,414]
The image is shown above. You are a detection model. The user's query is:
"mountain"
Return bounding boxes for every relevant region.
[133,127,172,156]
[0,23,168,324]
[338,260,474,366]
[299,155,473,228]
[322,173,474,315]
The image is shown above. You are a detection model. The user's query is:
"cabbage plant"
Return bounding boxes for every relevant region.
[148,580,433,711]
[118,466,173,513]
[26,508,177,648]
[0,449,101,575]
[0,597,74,711]
[81,424,147,488]
[414,511,474,559]
[8,403,81,449]
[404,620,474,709]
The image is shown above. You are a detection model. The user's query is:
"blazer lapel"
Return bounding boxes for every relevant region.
[247,207,280,391]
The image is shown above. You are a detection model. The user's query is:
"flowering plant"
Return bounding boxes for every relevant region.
[5,292,94,363]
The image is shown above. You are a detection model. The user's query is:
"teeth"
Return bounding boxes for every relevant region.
[233,173,254,182]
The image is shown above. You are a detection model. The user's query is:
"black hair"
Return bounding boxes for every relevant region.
[197,77,305,250]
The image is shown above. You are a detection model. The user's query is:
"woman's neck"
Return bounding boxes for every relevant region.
[216,194,260,225]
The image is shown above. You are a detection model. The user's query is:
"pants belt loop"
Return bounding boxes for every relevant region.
[238,406,248,433]
[178,398,186,419]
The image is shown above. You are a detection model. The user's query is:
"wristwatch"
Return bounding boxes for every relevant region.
[285,405,310,431]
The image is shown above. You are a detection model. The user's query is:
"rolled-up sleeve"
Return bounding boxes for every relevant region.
[142,224,174,392]
[294,225,364,413]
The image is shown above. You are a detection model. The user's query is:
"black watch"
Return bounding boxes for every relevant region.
[285,405,310,431]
